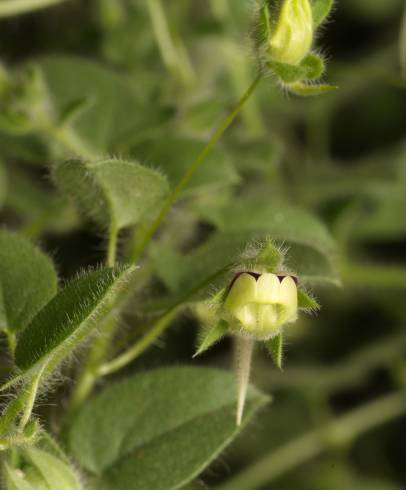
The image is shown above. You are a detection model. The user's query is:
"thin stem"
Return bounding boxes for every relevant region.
[44,124,97,160]
[106,220,119,267]
[129,73,263,263]
[147,0,195,85]
[234,336,254,426]
[99,309,178,376]
[216,390,406,490]
[0,0,66,18]
[0,398,23,437]
[100,266,230,376]
[18,367,44,431]
[65,315,118,422]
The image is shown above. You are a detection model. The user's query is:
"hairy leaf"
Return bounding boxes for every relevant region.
[132,135,239,195]
[53,159,169,230]
[0,229,57,333]
[14,265,136,376]
[69,367,269,489]
[24,447,83,490]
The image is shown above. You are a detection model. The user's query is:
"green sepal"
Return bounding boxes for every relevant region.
[266,333,283,370]
[288,81,338,96]
[207,287,228,306]
[312,0,334,27]
[193,320,229,357]
[269,53,325,84]
[254,240,284,272]
[298,289,320,310]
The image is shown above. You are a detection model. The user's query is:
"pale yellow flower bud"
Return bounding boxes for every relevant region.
[224,272,298,339]
[268,0,313,65]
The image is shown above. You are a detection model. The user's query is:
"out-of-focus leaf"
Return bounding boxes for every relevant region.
[132,135,239,195]
[14,265,136,379]
[4,165,78,235]
[53,159,169,230]
[36,56,159,153]
[24,447,83,490]
[4,463,35,490]
[69,367,269,490]
[216,201,337,257]
[0,229,57,333]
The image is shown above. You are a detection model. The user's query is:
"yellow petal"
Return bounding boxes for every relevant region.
[279,276,298,321]
[225,273,257,313]
[256,273,280,304]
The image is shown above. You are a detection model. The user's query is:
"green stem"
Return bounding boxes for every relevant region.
[107,220,119,267]
[129,72,263,263]
[44,124,97,160]
[216,391,406,490]
[99,309,178,376]
[100,266,230,376]
[18,367,44,431]
[0,0,66,18]
[0,399,23,437]
[147,0,195,86]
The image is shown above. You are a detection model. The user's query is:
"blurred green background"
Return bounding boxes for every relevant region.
[1,0,406,489]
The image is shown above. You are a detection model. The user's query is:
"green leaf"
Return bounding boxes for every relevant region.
[14,265,136,377]
[4,463,34,490]
[297,288,320,310]
[24,447,83,490]
[194,320,229,357]
[69,367,269,489]
[0,229,58,333]
[218,202,337,257]
[312,0,335,27]
[132,135,239,195]
[53,159,169,230]
[150,228,339,308]
[288,82,338,97]
[266,333,283,369]
[36,56,157,153]
[4,165,78,235]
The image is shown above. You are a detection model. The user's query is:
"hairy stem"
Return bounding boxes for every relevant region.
[129,73,263,263]
[18,367,44,431]
[100,266,230,376]
[216,390,406,490]
[234,336,254,426]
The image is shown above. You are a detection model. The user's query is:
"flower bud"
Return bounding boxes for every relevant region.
[268,0,313,65]
[224,272,298,339]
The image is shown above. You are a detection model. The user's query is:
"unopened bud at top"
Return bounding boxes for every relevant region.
[224,272,298,340]
[267,0,313,65]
